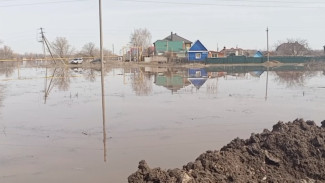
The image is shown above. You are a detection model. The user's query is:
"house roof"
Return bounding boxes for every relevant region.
[254,51,264,57]
[250,71,264,77]
[163,33,192,44]
[188,78,207,89]
[189,40,208,52]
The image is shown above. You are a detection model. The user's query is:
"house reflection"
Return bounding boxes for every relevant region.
[249,71,264,78]
[187,68,208,90]
[152,66,268,93]
[41,64,312,100]
[154,68,190,93]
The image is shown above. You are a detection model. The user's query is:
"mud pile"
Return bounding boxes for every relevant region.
[128,119,325,183]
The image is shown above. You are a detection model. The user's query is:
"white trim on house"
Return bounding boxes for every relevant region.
[188,51,209,53]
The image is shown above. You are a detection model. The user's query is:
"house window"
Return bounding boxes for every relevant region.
[195,71,201,77]
[195,53,201,59]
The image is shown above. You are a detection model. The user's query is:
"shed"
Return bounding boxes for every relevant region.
[254,51,263,58]
[188,40,209,61]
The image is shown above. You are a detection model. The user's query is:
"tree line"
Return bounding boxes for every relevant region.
[0,37,113,62]
[1,28,324,61]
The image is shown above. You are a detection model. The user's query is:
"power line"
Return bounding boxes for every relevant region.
[203,0,325,5]
[1,0,325,8]
[0,0,89,8]
[1,0,322,2]
[117,0,325,8]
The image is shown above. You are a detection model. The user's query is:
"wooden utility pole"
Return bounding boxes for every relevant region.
[99,0,107,163]
[266,27,269,62]
[265,27,269,101]
[40,28,46,60]
[40,28,57,64]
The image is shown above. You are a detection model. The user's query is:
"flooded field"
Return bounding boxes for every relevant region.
[0,62,325,183]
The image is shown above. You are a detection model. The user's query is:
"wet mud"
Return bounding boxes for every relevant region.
[128,119,325,183]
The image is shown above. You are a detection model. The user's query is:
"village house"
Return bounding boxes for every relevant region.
[188,40,209,61]
[218,46,245,57]
[153,32,192,58]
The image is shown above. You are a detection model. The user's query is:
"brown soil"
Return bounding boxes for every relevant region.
[128,119,325,183]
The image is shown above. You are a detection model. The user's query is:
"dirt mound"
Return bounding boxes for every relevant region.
[128,119,325,183]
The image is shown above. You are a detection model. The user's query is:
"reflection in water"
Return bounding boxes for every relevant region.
[43,66,103,103]
[188,68,208,90]
[44,67,71,103]
[54,67,71,91]
[39,65,321,99]
[276,71,305,87]
[154,68,189,93]
[0,84,3,111]
[150,65,319,95]
[275,71,308,87]
[249,71,264,78]
[42,65,108,161]
[1,64,325,182]
[265,67,269,101]
[274,71,315,87]
[0,61,17,78]
[131,68,153,96]
[84,68,99,82]
[101,66,107,162]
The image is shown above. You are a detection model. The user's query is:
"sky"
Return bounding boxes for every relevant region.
[1,0,325,54]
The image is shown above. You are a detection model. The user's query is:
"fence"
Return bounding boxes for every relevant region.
[203,56,325,64]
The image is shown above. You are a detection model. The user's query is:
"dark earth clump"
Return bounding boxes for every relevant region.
[128,119,325,183]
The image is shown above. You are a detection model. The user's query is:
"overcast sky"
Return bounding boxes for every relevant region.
[1,0,325,54]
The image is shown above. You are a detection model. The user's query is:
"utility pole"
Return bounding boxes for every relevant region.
[265,27,269,101]
[99,0,107,163]
[266,27,269,62]
[40,27,58,64]
[39,28,46,60]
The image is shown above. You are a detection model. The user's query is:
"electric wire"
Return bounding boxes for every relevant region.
[0,0,88,7]
[1,0,325,8]
[117,0,325,9]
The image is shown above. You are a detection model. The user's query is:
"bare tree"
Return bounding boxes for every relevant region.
[275,38,310,56]
[80,42,99,58]
[0,45,14,59]
[51,37,74,60]
[130,28,152,61]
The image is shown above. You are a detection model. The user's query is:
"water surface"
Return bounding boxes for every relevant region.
[0,63,324,183]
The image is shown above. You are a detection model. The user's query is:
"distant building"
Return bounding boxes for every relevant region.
[188,40,209,61]
[154,32,192,58]
[208,51,219,58]
[254,51,264,58]
[219,47,245,57]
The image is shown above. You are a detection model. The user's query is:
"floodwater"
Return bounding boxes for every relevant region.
[0,62,325,183]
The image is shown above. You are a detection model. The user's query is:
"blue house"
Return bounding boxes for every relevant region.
[188,40,209,61]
